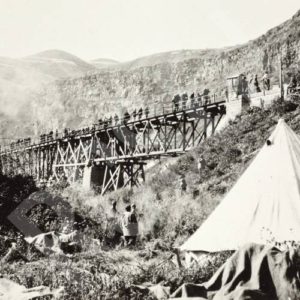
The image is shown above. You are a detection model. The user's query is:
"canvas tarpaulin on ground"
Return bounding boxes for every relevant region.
[171,243,300,300]
[0,278,63,300]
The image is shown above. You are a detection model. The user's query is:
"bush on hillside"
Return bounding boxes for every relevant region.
[271,98,298,114]
[0,174,37,230]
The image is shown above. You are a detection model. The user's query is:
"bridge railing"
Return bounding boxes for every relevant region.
[0,93,225,154]
[151,93,222,117]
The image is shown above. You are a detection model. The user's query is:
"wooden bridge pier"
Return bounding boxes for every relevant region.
[82,160,146,195]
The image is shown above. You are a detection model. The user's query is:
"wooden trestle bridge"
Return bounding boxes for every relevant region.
[0,100,226,195]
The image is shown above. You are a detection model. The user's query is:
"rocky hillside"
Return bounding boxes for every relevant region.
[32,9,300,134]
[1,9,300,139]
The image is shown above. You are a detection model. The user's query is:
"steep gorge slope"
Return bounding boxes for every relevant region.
[1,10,300,139]
[32,10,300,133]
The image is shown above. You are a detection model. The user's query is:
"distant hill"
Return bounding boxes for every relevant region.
[117,49,225,70]
[0,49,97,141]
[24,49,96,78]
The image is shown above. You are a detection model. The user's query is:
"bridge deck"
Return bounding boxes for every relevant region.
[0,100,225,157]
[0,99,226,193]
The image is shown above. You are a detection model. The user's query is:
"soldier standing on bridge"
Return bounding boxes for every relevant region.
[242,76,249,94]
[145,106,150,118]
[190,92,195,108]
[48,131,53,141]
[103,118,109,128]
[98,118,103,128]
[63,129,69,138]
[124,111,130,124]
[132,109,137,120]
[138,108,143,120]
[40,134,45,143]
[181,92,188,110]
[172,94,180,112]
[203,89,210,105]
[114,114,119,125]
[196,92,202,107]
[223,87,229,101]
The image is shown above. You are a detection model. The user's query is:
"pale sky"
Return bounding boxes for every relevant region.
[0,0,299,62]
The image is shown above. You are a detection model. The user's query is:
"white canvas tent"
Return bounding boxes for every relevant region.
[181,119,300,256]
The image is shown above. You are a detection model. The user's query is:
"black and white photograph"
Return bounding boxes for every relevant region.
[1,0,300,299]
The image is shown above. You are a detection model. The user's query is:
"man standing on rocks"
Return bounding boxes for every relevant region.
[197,156,206,177]
[107,201,122,244]
[179,174,187,195]
[121,205,138,246]
[262,72,270,91]
[253,75,261,93]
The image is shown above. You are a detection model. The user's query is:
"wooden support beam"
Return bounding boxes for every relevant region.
[203,109,207,139]
[182,112,186,151]
[0,102,226,189]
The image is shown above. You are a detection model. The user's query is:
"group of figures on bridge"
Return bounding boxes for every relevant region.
[4,69,299,155]
[171,89,213,111]
[0,84,227,195]
[10,138,32,151]
[97,107,149,130]
[23,71,284,147]
[9,131,58,151]
[96,89,216,133]
[233,72,272,97]
[35,89,219,143]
